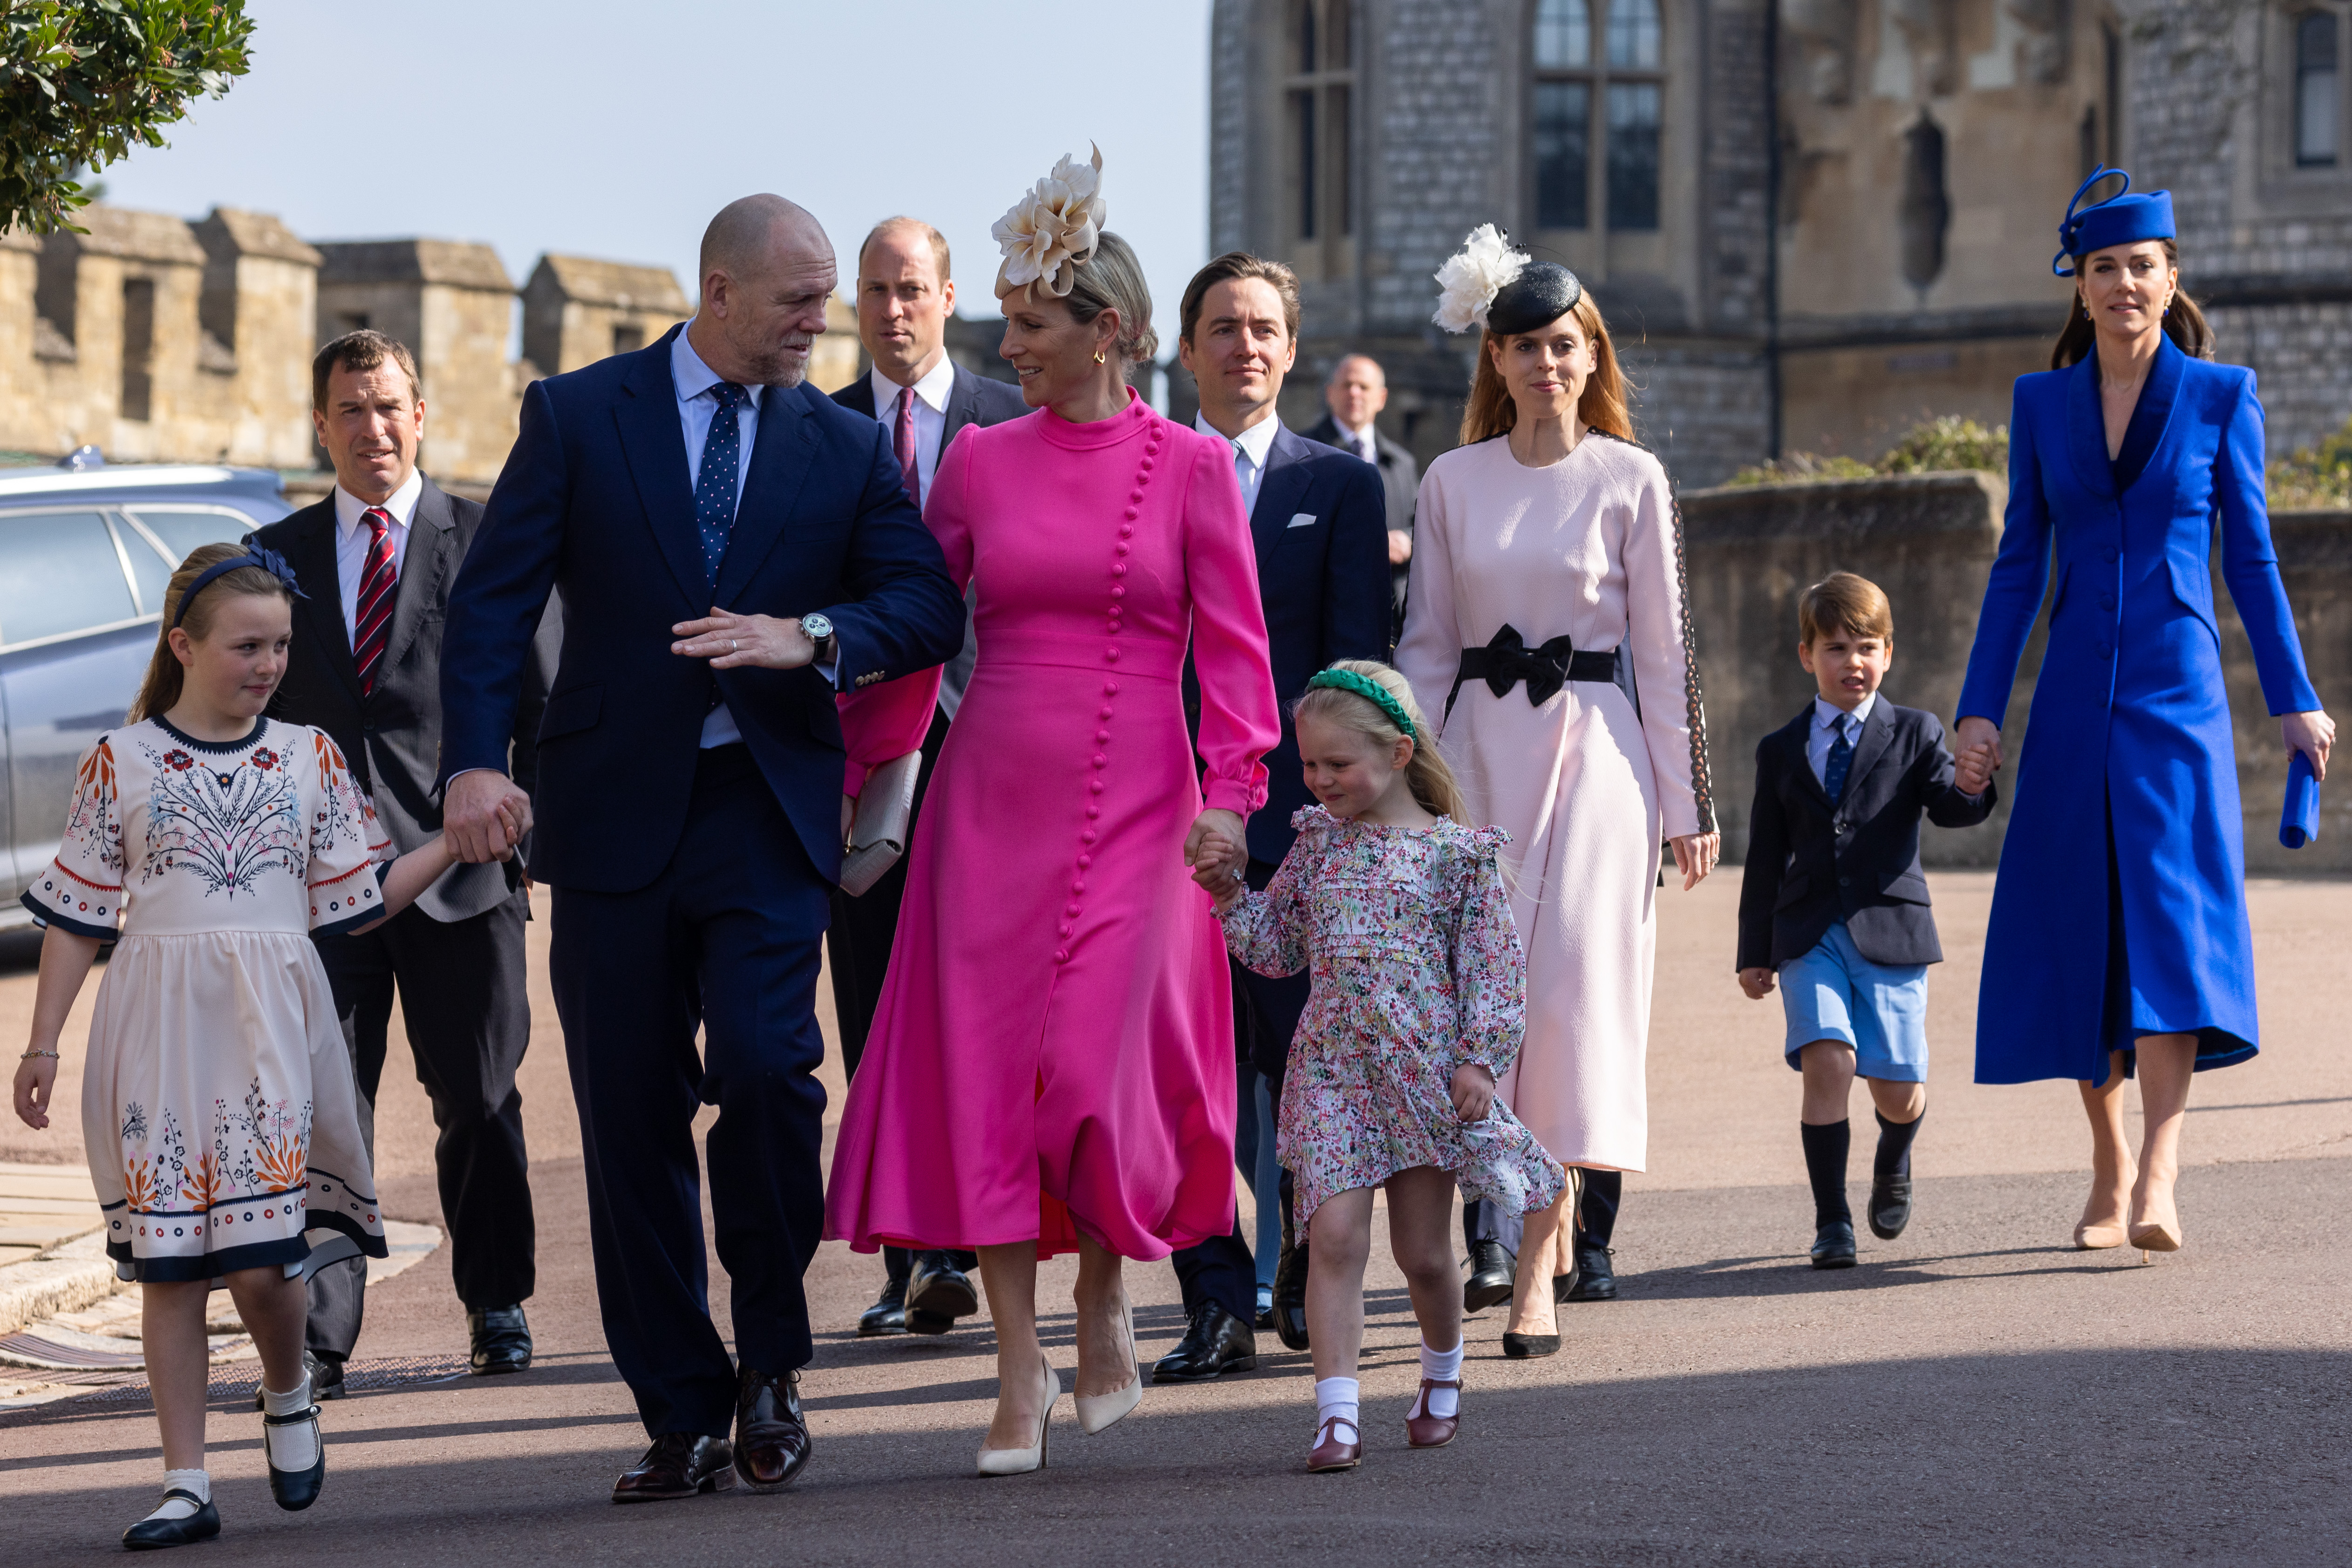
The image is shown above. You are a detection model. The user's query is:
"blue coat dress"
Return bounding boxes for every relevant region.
[1957,339,2319,1085]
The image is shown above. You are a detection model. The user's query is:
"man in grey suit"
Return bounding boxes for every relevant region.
[1304,353,1418,634]
[827,217,1028,1338]
[251,331,555,1393]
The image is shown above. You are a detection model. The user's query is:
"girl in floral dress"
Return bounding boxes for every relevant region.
[12,544,505,1550]
[1195,660,1565,1474]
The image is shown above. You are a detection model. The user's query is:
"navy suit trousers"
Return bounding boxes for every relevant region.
[550,745,830,1438]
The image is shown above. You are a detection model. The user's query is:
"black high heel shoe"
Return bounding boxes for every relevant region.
[1500,1330,1560,1358]
[264,1403,325,1511]
[123,1491,219,1550]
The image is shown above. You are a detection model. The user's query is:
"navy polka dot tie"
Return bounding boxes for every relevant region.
[696,382,747,581]
[1823,720,1854,804]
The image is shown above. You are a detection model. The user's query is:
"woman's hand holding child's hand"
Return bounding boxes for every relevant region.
[1738,966,1776,1001]
[1449,1063,1495,1122]
[1954,739,1997,796]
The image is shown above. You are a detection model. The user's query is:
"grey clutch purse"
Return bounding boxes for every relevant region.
[838,750,922,897]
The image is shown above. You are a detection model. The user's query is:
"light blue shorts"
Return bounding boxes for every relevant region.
[1779,919,1929,1083]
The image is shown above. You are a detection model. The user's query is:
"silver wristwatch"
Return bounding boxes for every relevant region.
[800,612,837,664]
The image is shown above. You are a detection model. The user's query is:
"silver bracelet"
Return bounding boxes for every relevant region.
[20,1049,59,1061]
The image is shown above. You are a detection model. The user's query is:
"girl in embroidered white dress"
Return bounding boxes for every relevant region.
[1193,661,1565,1475]
[12,545,509,1550]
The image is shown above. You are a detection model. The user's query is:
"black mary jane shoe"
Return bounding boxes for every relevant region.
[1462,1239,1516,1314]
[1868,1174,1913,1241]
[1500,1331,1561,1359]
[263,1404,325,1511]
[858,1277,908,1337]
[1563,1244,1617,1302]
[123,1492,220,1551]
[1810,1220,1858,1270]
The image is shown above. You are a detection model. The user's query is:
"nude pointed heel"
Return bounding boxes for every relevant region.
[2073,1221,2125,1250]
[977,1357,1059,1477]
[2127,1218,2182,1263]
[1075,1298,1143,1435]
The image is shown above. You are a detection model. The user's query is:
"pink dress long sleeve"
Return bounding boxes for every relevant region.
[1394,432,1712,1174]
[824,393,1279,1261]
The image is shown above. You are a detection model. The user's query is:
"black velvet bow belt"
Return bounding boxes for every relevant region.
[1445,624,1619,718]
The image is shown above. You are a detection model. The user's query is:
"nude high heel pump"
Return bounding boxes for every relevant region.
[2127,1192,2183,1262]
[1075,1297,1143,1435]
[976,1357,1059,1477]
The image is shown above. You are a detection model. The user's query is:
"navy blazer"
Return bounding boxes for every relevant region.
[1228,421,1393,866]
[1736,696,1995,971]
[439,325,966,893]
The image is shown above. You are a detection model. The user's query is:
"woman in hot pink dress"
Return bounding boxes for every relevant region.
[825,151,1278,1475]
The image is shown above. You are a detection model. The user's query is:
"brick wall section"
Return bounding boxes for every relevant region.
[1701,0,1772,337]
[1362,0,1504,336]
[1624,345,1772,489]
[2207,302,2352,460]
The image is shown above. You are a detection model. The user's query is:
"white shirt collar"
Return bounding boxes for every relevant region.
[671,325,767,409]
[871,354,955,417]
[1339,417,1377,448]
[1196,410,1281,469]
[333,467,425,539]
[1813,691,1877,733]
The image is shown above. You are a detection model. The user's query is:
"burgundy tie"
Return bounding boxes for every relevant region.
[352,506,397,695]
[893,385,920,506]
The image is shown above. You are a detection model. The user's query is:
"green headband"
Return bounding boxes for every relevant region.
[1306,668,1419,739]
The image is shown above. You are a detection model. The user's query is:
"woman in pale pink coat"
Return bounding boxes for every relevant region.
[824,187,1278,1474]
[1396,234,1718,1353]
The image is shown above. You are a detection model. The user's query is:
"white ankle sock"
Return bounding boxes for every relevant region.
[1313,1376,1360,1443]
[260,1376,318,1471]
[1416,1337,1464,1418]
[144,1470,210,1521]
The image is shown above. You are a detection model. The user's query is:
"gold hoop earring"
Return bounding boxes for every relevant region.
[1094,350,1106,365]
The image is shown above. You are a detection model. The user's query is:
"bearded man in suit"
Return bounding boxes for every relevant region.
[827,217,1028,1338]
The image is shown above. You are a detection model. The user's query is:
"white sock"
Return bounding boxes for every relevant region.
[1416,1337,1464,1418]
[1314,1376,1360,1444]
[144,1469,210,1522]
[260,1375,319,1471]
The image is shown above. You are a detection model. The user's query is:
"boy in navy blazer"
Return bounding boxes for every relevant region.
[1737,573,1997,1269]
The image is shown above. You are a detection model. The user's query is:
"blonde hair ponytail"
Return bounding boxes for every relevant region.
[1293,659,1471,825]
[126,543,294,724]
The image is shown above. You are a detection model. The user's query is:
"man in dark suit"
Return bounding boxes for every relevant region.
[1304,354,1418,634]
[828,216,1027,1339]
[1152,252,1390,1384]
[252,330,552,1396]
[438,196,964,1504]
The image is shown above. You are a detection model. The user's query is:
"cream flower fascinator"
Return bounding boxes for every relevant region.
[993,143,1108,300]
[1431,223,1531,333]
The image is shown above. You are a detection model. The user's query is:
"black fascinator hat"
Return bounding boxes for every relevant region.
[1486,263,1584,336]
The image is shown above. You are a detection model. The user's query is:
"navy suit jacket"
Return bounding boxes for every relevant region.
[440,325,966,893]
[1226,421,1393,866]
[1735,696,1995,971]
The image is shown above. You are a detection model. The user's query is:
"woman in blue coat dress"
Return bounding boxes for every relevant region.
[1954,171,2335,1261]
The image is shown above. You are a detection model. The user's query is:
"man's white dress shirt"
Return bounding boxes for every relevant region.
[332,468,423,644]
[866,355,955,504]
[1335,418,1379,466]
[1196,410,1281,517]
[1807,691,1877,787]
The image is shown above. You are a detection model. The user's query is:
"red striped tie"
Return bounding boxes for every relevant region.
[352,506,398,695]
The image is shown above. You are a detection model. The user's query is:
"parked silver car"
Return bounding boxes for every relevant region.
[0,462,291,927]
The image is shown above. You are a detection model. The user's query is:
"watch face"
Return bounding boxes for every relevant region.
[802,613,833,641]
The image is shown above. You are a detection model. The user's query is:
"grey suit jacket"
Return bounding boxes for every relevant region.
[252,477,559,923]
[1304,412,1418,609]
[832,361,1030,715]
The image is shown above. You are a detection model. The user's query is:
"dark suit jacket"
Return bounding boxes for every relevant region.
[252,478,556,923]
[1304,411,1417,609]
[1736,696,1997,971]
[831,363,1030,712]
[438,324,966,893]
[1227,420,1393,866]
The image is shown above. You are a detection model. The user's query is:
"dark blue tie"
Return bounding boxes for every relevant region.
[695,382,747,583]
[1823,720,1854,804]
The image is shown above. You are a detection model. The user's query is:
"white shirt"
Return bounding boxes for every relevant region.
[1807,691,1877,787]
[331,468,423,644]
[1335,418,1379,466]
[1195,411,1282,516]
[866,356,955,505]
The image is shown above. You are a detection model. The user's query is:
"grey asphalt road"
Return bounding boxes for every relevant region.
[3,870,2347,1566]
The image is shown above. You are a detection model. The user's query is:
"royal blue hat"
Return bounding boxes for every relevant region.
[2053,167,2175,277]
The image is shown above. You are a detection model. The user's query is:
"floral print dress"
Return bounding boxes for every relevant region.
[1220,805,1567,1228]
[23,717,391,1282]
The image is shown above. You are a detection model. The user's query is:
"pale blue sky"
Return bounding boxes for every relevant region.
[99,0,1213,333]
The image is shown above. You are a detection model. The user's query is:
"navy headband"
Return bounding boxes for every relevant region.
[172,547,306,628]
[2053,167,2176,277]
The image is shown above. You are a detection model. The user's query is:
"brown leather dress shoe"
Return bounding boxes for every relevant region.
[1405,1378,1460,1448]
[735,1367,813,1492]
[1307,1416,1361,1473]
[612,1433,735,1503]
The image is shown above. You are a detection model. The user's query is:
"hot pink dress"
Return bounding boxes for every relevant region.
[824,393,1279,1261]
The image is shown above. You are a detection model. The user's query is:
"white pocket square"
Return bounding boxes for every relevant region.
[1286,512,1317,529]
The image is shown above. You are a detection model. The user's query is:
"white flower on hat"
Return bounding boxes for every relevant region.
[1431,223,1530,333]
[993,143,1108,300]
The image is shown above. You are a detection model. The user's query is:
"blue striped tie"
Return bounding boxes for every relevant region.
[695,382,747,581]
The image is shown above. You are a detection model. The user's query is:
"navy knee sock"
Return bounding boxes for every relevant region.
[1873,1107,1924,1179]
[1799,1119,1852,1226]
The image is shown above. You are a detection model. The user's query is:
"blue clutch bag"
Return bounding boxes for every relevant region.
[2280,751,2320,849]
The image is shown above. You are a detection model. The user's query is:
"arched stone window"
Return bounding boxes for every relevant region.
[1532,0,1664,233]
[2297,9,2341,166]
[1285,0,1356,258]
